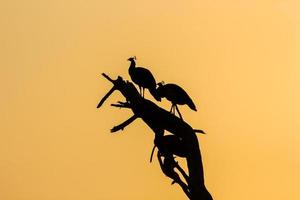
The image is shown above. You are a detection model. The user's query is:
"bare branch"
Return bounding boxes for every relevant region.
[194,129,206,134]
[111,115,138,133]
[111,101,131,109]
[101,73,114,83]
[111,104,130,108]
[174,160,190,185]
[157,152,192,199]
[97,86,116,108]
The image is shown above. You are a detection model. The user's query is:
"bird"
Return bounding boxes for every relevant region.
[150,135,187,163]
[127,57,161,101]
[156,82,197,120]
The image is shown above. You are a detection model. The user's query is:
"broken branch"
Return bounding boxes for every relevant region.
[97,86,116,108]
[111,115,138,133]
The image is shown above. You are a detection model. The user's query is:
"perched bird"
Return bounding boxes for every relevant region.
[127,57,161,101]
[150,135,187,163]
[157,82,197,120]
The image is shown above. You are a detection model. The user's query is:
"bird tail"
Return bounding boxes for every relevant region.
[149,87,161,101]
[187,99,197,111]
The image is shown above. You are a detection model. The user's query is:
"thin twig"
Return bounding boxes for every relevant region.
[97,86,116,108]
[174,161,190,185]
[194,129,206,134]
[111,115,138,133]
[111,104,131,108]
[101,73,114,83]
[111,101,131,109]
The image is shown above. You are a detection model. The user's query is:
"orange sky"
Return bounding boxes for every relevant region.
[1,0,300,199]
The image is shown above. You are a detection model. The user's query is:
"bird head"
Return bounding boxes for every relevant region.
[157,81,165,87]
[127,56,136,62]
[156,81,165,97]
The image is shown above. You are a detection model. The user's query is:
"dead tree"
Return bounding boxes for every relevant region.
[97,73,213,200]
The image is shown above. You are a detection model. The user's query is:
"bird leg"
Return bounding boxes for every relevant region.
[97,86,116,108]
[175,105,184,120]
[142,88,145,98]
[139,86,141,95]
[170,104,175,114]
[111,115,138,133]
[139,86,142,97]
[149,145,157,163]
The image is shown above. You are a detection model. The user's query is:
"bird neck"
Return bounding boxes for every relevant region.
[129,60,136,72]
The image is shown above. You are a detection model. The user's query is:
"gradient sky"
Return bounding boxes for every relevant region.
[1,0,300,199]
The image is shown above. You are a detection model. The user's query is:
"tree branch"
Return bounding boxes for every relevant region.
[97,86,116,108]
[101,73,115,83]
[157,152,192,199]
[111,115,138,133]
[111,101,131,109]
[174,160,190,185]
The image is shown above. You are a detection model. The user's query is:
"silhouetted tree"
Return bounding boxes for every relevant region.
[97,73,213,200]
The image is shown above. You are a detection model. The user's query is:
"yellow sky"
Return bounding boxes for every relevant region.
[1,0,300,199]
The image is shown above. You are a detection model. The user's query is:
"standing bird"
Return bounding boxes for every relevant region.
[127,57,161,101]
[157,82,197,120]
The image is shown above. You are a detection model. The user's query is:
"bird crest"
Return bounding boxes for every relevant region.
[128,56,137,61]
[157,81,165,87]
